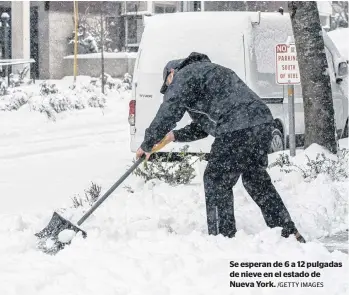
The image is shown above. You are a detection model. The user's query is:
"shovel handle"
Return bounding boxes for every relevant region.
[77,155,145,226]
[76,136,170,226]
[151,136,170,153]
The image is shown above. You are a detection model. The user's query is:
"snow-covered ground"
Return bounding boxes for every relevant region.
[0,79,348,295]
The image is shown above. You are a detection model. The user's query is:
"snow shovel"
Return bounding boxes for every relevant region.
[35,137,170,254]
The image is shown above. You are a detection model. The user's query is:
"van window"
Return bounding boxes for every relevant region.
[251,16,292,98]
[325,47,336,81]
[325,46,342,98]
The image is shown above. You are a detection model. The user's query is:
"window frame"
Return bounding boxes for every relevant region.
[125,15,143,47]
[153,2,177,14]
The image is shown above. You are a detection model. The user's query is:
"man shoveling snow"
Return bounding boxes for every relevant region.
[136,52,306,243]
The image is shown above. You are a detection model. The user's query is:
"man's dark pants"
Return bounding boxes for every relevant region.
[203,123,296,238]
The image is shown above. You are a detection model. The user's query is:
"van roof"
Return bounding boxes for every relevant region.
[145,11,256,25]
[139,12,257,78]
[144,11,294,29]
[144,11,287,27]
[140,11,293,76]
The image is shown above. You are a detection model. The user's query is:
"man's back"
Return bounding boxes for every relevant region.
[173,56,274,137]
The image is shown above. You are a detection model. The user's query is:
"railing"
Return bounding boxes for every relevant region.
[0,58,36,84]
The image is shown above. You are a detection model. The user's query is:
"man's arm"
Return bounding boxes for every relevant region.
[173,122,208,142]
[140,86,187,152]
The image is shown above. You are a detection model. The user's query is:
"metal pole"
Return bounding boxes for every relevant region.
[100,3,105,94]
[73,0,79,84]
[288,83,296,156]
[1,13,10,86]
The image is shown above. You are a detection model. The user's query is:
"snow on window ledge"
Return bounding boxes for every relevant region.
[63,52,138,59]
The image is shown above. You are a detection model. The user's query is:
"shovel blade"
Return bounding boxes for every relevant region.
[35,212,87,255]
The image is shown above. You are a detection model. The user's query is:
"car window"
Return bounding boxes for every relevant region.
[325,47,336,81]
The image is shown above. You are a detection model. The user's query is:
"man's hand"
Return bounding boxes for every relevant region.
[136,131,175,160]
[136,147,151,160]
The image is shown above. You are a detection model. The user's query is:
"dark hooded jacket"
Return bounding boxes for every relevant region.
[140,52,274,152]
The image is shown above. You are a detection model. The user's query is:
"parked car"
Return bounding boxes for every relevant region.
[328,27,348,138]
[129,11,348,157]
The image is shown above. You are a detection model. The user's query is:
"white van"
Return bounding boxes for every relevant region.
[129,11,348,156]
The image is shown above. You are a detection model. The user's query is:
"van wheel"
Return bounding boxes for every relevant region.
[269,128,284,153]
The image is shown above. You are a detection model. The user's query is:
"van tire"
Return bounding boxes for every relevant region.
[269,128,284,153]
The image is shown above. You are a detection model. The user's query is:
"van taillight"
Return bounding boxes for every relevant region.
[128,100,136,126]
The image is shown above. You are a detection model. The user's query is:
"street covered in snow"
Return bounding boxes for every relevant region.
[0,77,348,295]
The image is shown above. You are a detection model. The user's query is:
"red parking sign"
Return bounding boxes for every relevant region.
[275,43,301,84]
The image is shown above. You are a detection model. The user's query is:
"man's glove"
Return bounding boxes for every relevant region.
[136,131,175,160]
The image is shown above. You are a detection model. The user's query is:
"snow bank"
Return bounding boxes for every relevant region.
[0,180,347,294]
[0,75,131,117]
[267,144,348,238]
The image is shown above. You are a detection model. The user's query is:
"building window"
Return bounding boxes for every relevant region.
[126,1,148,13]
[154,3,177,14]
[122,1,150,51]
[193,1,201,11]
[126,16,143,46]
[122,2,178,51]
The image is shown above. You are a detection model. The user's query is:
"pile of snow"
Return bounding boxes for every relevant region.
[267,144,348,238]
[0,177,348,294]
[0,75,131,115]
[0,88,29,111]
[0,80,348,294]
[58,229,77,243]
[28,83,107,114]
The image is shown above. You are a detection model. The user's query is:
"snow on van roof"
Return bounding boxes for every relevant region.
[142,12,293,75]
[144,11,258,26]
[139,12,257,79]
